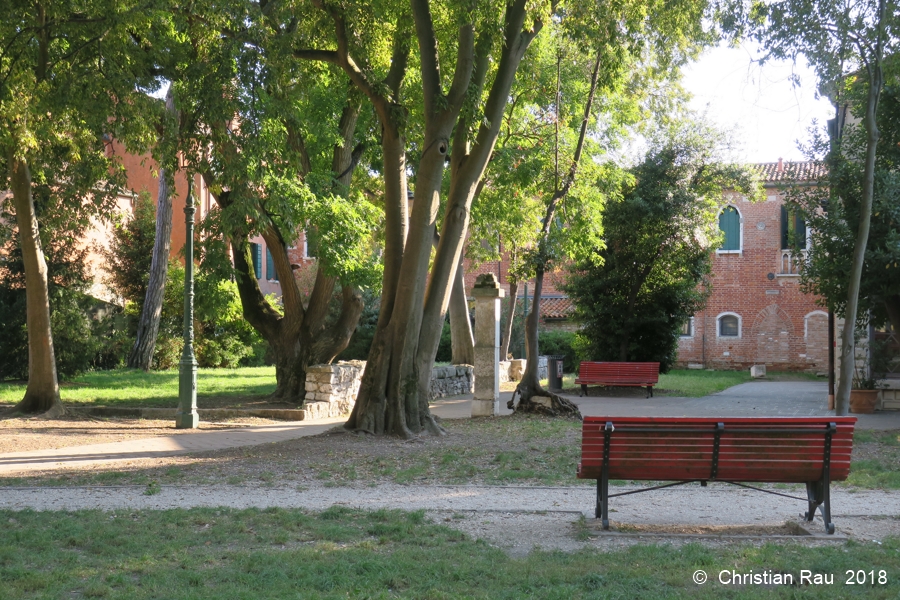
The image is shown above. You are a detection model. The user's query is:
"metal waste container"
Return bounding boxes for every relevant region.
[547,355,566,391]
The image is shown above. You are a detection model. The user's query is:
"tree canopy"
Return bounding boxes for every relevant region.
[566,124,760,372]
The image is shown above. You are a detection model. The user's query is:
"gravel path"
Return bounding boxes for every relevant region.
[4,482,898,554]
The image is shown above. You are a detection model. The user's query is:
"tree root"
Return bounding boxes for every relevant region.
[509,386,581,418]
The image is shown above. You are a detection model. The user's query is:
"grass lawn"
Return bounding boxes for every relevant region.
[1,366,763,409]
[0,367,277,408]
[557,368,754,397]
[1,506,897,599]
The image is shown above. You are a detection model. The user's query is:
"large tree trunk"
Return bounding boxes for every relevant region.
[8,150,63,416]
[349,0,544,436]
[500,278,518,360]
[128,89,176,370]
[835,31,884,415]
[449,252,474,365]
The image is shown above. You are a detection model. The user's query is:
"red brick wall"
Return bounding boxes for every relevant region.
[675,186,828,372]
[109,141,213,260]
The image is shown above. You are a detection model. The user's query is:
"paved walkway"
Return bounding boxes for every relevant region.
[2,382,899,475]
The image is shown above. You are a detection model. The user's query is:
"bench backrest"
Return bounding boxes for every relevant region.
[578,362,659,384]
[578,416,856,483]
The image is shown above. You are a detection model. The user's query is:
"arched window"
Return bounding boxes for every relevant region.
[718,314,740,337]
[718,206,741,251]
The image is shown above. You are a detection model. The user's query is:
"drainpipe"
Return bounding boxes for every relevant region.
[828,310,835,409]
[702,311,707,368]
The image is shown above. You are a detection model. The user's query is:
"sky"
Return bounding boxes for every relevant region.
[681,42,836,165]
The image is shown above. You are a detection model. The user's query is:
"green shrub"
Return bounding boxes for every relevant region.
[538,329,578,373]
[435,317,453,363]
[0,206,122,380]
[337,292,379,361]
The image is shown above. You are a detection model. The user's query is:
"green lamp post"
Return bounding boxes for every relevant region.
[175,184,199,429]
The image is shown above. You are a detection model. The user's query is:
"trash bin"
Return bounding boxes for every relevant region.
[547,355,566,391]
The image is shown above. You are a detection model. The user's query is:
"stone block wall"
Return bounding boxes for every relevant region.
[302,362,476,419]
[430,365,475,398]
[303,361,365,420]
[880,380,900,411]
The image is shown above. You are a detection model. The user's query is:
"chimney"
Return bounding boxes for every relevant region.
[777,157,783,172]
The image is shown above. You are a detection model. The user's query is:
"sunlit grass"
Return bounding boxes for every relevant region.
[0,367,277,407]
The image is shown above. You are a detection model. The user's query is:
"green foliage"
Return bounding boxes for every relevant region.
[790,74,900,329]
[0,197,125,380]
[337,289,381,361]
[103,193,157,309]
[102,205,269,370]
[567,124,761,372]
[538,329,578,373]
[435,317,453,364]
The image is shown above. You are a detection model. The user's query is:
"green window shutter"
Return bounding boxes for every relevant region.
[719,207,739,250]
[795,214,807,247]
[250,243,262,279]
[266,247,277,281]
[781,205,790,249]
[781,206,806,249]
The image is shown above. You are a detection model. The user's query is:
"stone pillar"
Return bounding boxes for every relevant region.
[472,274,505,416]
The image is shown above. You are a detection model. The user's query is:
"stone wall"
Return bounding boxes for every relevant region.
[430,365,475,398]
[880,380,900,411]
[302,362,476,419]
[303,361,365,420]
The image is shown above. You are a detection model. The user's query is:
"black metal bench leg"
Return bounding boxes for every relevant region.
[804,481,836,535]
[822,481,835,534]
[646,385,653,398]
[804,481,821,523]
[581,384,588,397]
[597,471,610,529]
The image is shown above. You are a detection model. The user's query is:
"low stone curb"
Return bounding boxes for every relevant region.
[63,406,309,421]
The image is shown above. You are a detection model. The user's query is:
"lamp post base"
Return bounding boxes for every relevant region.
[176,355,198,429]
[175,411,199,429]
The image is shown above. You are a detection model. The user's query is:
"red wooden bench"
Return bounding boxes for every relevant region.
[577,416,857,534]
[574,362,660,397]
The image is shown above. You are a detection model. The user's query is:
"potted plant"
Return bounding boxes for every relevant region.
[850,337,888,414]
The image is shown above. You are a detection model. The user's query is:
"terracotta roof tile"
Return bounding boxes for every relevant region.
[755,161,827,183]
[533,296,573,320]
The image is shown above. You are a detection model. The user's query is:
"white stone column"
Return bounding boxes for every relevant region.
[472,274,505,416]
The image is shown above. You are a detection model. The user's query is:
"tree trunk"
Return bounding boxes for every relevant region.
[8,150,63,416]
[511,267,579,416]
[500,278,518,360]
[511,46,603,417]
[449,252,474,365]
[128,89,176,370]
[835,43,884,415]
[350,0,544,436]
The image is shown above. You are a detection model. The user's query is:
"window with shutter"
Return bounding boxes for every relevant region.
[249,243,262,279]
[718,206,740,251]
[266,247,278,281]
[781,205,807,249]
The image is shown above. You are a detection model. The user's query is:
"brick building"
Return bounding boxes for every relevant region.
[676,160,828,372]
